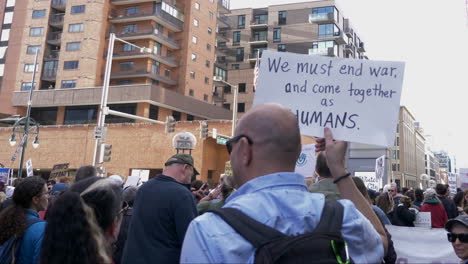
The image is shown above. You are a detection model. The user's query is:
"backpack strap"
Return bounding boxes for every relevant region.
[208,208,285,248]
[313,200,344,233]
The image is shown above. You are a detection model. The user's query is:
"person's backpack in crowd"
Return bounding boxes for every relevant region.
[209,200,353,264]
[0,218,42,264]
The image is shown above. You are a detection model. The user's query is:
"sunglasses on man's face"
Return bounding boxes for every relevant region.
[448,233,468,243]
[225,135,253,154]
[388,190,395,193]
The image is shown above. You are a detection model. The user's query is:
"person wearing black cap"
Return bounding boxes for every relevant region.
[446,215,468,263]
[122,153,199,264]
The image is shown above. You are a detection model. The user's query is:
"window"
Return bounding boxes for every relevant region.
[231,64,240,70]
[191,53,197,61]
[223,85,231,93]
[232,31,240,45]
[205,60,210,68]
[24,63,38,73]
[223,103,230,110]
[1,29,10,41]
[193,19,199,27]
[122,43,136,52]
[66,42,81,51]
[105,104,136,123]
[278,11,287,25]
[273,28,281,42]
[65,105,98,125]
[206,44,211,51]
[126,7,139,15]
[187,114,194,121]
[189,89,194,96]
[21,82,33,91]
[207,27,212,34]
[30,107,58,125]
[120,62,134,71]
[209,11,213,20]
[172,111,181,121]
[118,80,132,85]
[238,83,246,93]
[253,30,267,41]
[204,77,209,84]
[318,23,340,38]
[218,41,226,47]
[69,23,84,33]
[214,67,226,81]
[63,60,79,70]
[238,15,245,28]
[32,10,46,18]
[71,5,85,14]
[3,12,13,24]
[149,105,159,120]
[192,36,198,44]
[165,68,171,77]
[194,2,200,9]
[277,44,286,52]
[217,56,226,63]
[236,47,244,62]
[6,0,15,7]
[238,103,245,113]
[203,94,208,101]
[123,24,137,33]
[30,27,43,36]
[61,80,76,88]
[190,71,195,79]
[253,14,268,24]
[311,40,336,55]
[0,47,6,59]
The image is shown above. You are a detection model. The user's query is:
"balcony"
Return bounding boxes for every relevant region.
[250,16,268,29]
[217,14,231,28]
[218,0,230,14]
[112,51,178,68]
[51,0,66,11]
[309,12,336,23]
[249,35,268,45]
[357,42,365,52]
[49,14,64,28]
[46,32,62,46]
[42,68,58,81]
[110,5,184,32]
[308,46,338,57]
[44,50,60,60]
[116,29,180,50]
[343,18,354,37]
[343,43,355,55]
[319,31,346,45]
[112,0,159,5]
[110,68,177,86]
[216,31,229,41]
[247,53,263,61]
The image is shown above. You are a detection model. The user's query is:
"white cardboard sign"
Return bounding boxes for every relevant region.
[375,155,385,181]
[253,51,405,147]
[294,144,316,178]
[26,159,33,177]
[413,212,431,228]
[354,171,381,191]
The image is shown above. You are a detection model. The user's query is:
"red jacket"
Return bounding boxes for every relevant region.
[420,203,448,228]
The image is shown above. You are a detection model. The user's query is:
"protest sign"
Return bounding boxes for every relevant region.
[413,212,431,228]
[0,168,10,183]
[124,175,141,188]
[294,144,316,178]
[253,50,405,147]
[131,169,149,184]
[26,159,33,177]
[448,173,457,195]
[386,225,458,263]
[354,172,380,191]
[50,163,69,179]
[461,168,468,189]
[375,155,385,181]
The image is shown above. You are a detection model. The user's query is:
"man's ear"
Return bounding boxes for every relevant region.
[240,138,253,166]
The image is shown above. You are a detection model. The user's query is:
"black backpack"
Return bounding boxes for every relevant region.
[209,200,353,264]
[0,218,43,264]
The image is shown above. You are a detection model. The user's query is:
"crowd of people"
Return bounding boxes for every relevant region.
[0,103,466,263]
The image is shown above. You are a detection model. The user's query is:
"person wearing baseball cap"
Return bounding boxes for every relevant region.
[446,215,468,262]
[122,153,198,264]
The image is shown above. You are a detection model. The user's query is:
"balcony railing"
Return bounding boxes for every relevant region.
[113,50,178,67]
[42,68,58,80]
[51,0,66,10]
[250,35,268,42]
[44,50,60,60]
[217,14,231,26]
[308,46,338,57]
[309,12,334,23]
[111,5,183,32]
[50,14,64,26]
[47,32,62,45]
[116,29,180,49]
[218,0,229,10]
[251,15,268,25]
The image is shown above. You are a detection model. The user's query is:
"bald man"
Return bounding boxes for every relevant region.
[181,104,385,263]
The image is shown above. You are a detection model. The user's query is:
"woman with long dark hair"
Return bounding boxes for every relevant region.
[40,177,123,264]
[0,176,48,264]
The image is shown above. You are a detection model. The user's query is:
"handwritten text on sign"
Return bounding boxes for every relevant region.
[253,51,405,147]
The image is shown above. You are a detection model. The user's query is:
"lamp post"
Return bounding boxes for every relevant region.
[9,49,40,177]
[92,33,159,166]
[213,77,238,136]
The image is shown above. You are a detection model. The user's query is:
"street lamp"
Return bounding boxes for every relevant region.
[92,33,157,166]
[213,76,238,136]
[7,49,40,177]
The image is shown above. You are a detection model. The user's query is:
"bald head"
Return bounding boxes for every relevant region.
[236,104,301,167]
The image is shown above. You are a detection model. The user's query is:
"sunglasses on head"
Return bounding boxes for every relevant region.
[226,135,253,154]
[448,233,468,243]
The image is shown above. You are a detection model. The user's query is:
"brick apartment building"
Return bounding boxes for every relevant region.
[213,0,368,117]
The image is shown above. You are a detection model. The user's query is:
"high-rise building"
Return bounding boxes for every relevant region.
[213,0,367,116]
[0,0,232,124]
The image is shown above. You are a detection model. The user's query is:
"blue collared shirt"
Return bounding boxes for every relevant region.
[181,172,384,263]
